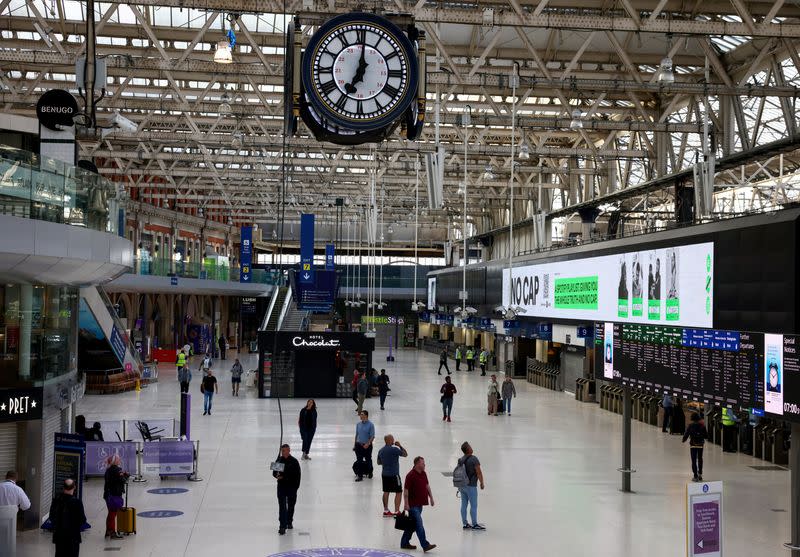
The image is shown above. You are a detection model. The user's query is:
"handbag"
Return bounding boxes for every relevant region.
[440,395,445,403]
[394,511,416,532]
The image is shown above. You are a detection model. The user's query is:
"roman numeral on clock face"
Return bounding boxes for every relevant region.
[334,93,348,111]
[384,51,398,61]
[320,79,337,95]
[387,69,403,79]
[383,83,400,98]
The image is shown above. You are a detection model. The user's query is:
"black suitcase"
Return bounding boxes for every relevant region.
[497,398,505,413]
[352,460,372,477]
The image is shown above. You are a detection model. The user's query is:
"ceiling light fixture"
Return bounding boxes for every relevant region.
[231,130,243,148]
[219,91,232,114]
[214,39,233,64]
[658,56,675,84]
[569,108,583,130]
[483,165,495,180]
[518,142,530,160]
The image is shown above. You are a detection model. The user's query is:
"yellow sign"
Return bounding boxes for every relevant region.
[303,263,311,270]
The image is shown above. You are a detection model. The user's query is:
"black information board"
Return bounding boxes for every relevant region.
[595,322,764,410]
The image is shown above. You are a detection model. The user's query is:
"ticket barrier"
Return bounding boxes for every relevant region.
[707,408,722,445]
[631,392,643,421]
[575,379,591,402]
[753,420,769,460]
[611,386,624,414]
[739,421,754,455]
[767,425,790,465]
[762,421,775,461]
[599,384,611,410]
[644,395,660,426]
[585,380,596,403]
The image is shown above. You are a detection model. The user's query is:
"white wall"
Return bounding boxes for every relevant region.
[552,323,584,346]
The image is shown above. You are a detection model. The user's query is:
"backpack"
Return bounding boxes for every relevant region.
[452,457,470,488]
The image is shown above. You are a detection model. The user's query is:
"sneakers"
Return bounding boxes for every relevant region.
[202,411,207,415]
[698,475,703,482]
[301,454,310,460]
[279,527,286,535]
[462,524,471,529]
[442,416,447,421]
[471,524,486,530]
[692,475,699,482]
[383,510,394,517]
[355,476,363,482]
[423,543,437,552]
[446,417,451,422]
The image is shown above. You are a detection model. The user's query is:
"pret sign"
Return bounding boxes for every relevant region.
[36,89,79,131]
[0,387,43,423]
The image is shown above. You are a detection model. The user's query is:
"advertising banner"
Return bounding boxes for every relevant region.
[299,214,315,285]
[109,325,126,365]
[427,278,436,310]
[502,242,714,327]
[325,244,335,270]
[84,441,137,477]
[686,481,722,557]
[143,440,194,476]
[53,433,85,500]
[239,225,253,283]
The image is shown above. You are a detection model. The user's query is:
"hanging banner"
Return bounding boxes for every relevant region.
[502,242,713,328]
[239,225,253,283]
[299,214,315,285]
[325,244,335,270]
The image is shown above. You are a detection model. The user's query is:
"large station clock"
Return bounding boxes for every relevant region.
[302,12,418,131]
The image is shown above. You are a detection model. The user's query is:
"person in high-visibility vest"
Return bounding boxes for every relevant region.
[479,350,488,376]
[176,349,191,393]
[466,348,475,371]
[721,407,739,453]
[455,346,462,371]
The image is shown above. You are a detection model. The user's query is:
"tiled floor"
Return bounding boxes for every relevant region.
[16,348,790,556]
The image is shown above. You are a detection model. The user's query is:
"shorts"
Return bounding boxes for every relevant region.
[231,377,241,383]
[382,474,403,493]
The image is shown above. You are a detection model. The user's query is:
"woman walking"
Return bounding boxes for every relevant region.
[501,376,517,415]
[440,375,457,422]
[298,399,317,460]
[682,412,708,482]
[230,358,244,396]
[103,455,128,539]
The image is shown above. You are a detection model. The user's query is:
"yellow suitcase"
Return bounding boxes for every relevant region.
[117,507,136,534]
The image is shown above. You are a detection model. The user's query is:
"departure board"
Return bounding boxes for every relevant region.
[595,322,764,409]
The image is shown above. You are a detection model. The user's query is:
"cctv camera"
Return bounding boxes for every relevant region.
[110,110,138,133]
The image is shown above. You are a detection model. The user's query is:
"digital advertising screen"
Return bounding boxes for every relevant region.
[763,334,800,422]
[427,277,437,310]
[503,242,713,327]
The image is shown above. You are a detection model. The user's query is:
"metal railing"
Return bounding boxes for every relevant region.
[132,258,284,285]
[0,149,120,234]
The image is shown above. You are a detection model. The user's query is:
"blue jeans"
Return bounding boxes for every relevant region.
[503,396,512,414]
[401,506,429,548]
[442,397,453,418]
[379,391,387,409]
[203,391,214,413]
[460,485,478,525]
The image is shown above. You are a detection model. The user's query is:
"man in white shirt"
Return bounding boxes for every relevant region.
[0,470,31,510]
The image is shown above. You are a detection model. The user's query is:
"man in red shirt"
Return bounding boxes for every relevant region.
[401,456,437,552]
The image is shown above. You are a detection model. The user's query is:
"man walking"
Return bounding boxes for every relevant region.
[457,442,485,530]
[377,434,408,516]
[0,470,31,511]
[218,334,227,360]
[466,347,474,371]
[353,411,375,481]
[176,349,190,393]
[437,348,450,375]
[356,371,369,414]
[201,369,218,415]
[455,345,462,371]
[661,393,674,433]
[440,376,457,422]
[272,444,301,535]
[49,479,86,557]
[376,369,391,410]
[401,456,437,552]
[487,375,499,416]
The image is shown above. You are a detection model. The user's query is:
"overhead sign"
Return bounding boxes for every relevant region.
[170,276,178,286]
[687,481,723,557]
[325,244,335,270]
[37,89,79,130]
[502,242,714,328]
[299,214,315,285]
[295,269,336,310]
[239,225,253,283]
[0,387,43,423]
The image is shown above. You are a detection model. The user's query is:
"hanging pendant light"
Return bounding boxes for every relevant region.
[482,165,495,180]
[219,90,232,114]
[658,56,675,84]
[518,142,531,160]
[214,39,233,64]
[569,108,583,129]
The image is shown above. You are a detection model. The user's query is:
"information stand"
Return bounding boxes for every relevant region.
[687,481,723,557]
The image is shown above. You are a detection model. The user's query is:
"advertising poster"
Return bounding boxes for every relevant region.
[427,277,437,310]
[53,433,85,501]
[502,242,713,327]
[764,333,784,415]
[84,441,137,477]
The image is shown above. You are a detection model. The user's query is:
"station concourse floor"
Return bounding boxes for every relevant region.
[16,348,789,557]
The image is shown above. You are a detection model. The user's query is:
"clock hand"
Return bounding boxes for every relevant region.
[345,45,369,94]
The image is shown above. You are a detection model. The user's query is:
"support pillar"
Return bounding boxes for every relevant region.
[19,284,32,379]
[211,296,218,358]
[620,385,633,493]
[786,423,800,556]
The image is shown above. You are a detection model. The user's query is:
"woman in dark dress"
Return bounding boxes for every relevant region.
[103,455,129,539]
[298,399,317,461]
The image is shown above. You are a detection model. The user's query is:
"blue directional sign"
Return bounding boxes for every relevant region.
[239,225,253,283]
[299,214,315,285]
[325,244,335,270]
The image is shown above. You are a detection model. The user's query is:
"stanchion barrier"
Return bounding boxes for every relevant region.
[132,441,147,483]
[188,440,203,482]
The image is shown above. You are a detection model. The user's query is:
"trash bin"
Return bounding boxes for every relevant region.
[0,505,17,557]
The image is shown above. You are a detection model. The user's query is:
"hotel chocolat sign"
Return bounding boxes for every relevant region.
[0,387,43,423]
[292,335,341,348]
[37,89,79,130]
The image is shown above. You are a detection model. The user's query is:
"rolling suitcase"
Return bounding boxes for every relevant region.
[117,484,136,535]
[497,398,505,413]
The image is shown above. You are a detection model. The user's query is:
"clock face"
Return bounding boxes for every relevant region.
[302,13,418,131]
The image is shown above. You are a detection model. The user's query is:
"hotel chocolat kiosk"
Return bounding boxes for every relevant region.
[258,331,375,398]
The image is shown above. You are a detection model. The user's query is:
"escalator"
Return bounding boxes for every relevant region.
[262,286,289,331]
[79,286,146,393]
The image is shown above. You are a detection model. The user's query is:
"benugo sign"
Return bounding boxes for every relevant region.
[501,242,714,328]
